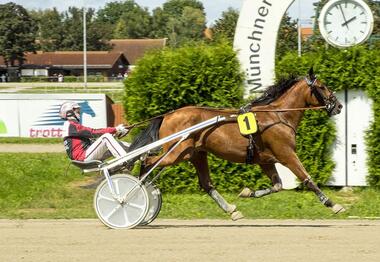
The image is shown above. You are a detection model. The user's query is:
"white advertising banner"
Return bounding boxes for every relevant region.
[0,94,109,138]
[233,0,295,95]
[0,100,20,137]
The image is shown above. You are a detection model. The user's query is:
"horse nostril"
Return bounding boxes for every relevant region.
[338,104,343,109]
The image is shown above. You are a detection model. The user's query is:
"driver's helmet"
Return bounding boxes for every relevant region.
[59,101,81,121]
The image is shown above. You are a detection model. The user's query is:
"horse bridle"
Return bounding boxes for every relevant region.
[305,77,338,116]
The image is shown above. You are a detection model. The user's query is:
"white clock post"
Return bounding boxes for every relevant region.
[318,0,374,48]
[318,1,375,187]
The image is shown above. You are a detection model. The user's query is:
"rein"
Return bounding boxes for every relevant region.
[125,111,174,129]
[251,106,326,112]
[124,106,326,130]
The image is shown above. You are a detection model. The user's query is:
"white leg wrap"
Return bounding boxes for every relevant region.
[209,189,236,214]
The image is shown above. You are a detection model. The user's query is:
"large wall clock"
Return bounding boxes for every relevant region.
[318,0,374,48]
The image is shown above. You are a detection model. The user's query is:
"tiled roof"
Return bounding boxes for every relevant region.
[28,51,125,68]
[0,38,166,68]
[301,27,313,39]
[0,51,126,68]
[109,39,166,64]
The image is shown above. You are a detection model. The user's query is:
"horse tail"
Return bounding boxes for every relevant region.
[128,117,163,153]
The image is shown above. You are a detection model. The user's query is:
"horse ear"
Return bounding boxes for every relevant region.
[308,67,316,80]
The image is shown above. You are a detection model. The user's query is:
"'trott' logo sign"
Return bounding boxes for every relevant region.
[0,119,7,134]
[30,101,96,137]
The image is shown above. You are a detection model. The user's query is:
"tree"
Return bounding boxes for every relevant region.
[167,6,206,46]
[112,7,151,38]
[211,7,239,43]
[162,0,204,17]
[97,0,152,39]
[61,7,85,50]
[151,0,206,46]
[150,8,167,38]
[369,1,380,32]
[0,2,37,66]
[60,7,111,51]
[30,8,64,51]
[276,14,298,58]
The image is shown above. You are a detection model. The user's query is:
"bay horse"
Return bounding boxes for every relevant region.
[129,68,344,220]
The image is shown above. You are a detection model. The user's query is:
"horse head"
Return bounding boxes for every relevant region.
[78,101,96,121]
[304,67,343,116]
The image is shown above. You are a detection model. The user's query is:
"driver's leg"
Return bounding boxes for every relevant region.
[85,133,127,161]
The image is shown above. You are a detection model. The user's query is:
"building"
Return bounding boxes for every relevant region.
[19,51,128,78]
[109,38,167,66]
[301,27,314,40]
[0,38,167,81]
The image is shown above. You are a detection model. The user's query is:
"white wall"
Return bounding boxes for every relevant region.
[0,94,109,138]
[329,90,373,186]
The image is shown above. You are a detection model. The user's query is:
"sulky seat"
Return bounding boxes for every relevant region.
[71,160,103,172]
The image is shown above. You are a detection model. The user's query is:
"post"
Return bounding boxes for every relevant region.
[297,0,302,57]
[83,7,87,90]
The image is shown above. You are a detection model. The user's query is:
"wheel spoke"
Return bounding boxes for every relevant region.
[127,202,145,211]
[98,191,117,203]
[114,178,120,195]
[123,206,130,224]
[105,204,122,220]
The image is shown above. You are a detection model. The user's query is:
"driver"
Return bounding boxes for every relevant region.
[60,101,130,162]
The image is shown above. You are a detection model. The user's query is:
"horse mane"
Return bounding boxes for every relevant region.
[251,76,300,106]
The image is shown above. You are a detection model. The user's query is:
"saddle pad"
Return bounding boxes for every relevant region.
[237,112,258,135]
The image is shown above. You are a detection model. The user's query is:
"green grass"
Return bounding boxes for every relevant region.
[161,188,380,219]
[0,152,379,220]
[0,137,62,144]
[15,86,124,103]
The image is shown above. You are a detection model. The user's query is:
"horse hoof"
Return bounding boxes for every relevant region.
[238,188,252,198]
[332,204,346,214]
[231,211,244,221]
[227,204,237,214]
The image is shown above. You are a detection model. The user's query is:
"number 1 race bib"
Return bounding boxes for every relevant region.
[237,112,258,135]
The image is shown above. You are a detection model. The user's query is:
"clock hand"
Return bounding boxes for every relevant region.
[342,16,357,27]
[338,4,349,28]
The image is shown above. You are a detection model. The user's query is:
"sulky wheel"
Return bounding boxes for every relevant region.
[94,174,149,229]
[139,183,162,226]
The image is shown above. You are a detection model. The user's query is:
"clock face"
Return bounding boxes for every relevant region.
[318,0,374,47]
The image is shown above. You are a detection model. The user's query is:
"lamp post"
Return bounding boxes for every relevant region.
[83,6,87,90]
[297,0,302,57]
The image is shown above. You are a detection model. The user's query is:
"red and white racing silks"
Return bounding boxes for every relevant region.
[63,120,127,161]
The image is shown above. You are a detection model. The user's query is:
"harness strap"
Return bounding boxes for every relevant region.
[252,106,325,112]
[238,107,256,164]
[259,112,297,135]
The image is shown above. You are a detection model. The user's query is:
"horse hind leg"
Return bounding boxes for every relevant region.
[239,163,283,198]
[139,139,195,178]
[191,151,244,221]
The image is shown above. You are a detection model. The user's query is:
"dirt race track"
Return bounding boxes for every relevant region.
[0,219,380,262]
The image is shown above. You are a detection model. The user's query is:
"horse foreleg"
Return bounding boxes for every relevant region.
[238,163,283,198]
[190,151,244,221]
[280,152,345,214]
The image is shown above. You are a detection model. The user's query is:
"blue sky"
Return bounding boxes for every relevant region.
[0,0,317,25]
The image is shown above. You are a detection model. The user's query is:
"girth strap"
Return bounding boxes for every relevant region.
[238,107,256,164]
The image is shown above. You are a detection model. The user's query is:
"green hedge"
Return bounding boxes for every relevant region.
[276,46,380,186]
[124,41,272,193]
[124,41,244,122]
